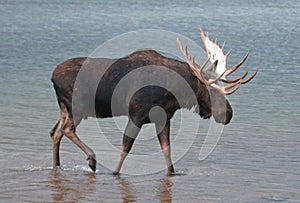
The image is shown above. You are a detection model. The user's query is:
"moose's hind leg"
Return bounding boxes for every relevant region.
[50,118,65,168]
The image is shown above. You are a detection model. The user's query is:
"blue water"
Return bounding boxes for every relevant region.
[0,0,299,202]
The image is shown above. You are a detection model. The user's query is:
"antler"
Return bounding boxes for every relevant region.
[176,38,241,95]
[199,28,257,84]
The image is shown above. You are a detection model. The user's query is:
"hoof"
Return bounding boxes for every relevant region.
[167,166,175,176]
[52,165,61,171]
[112,171,119,176]
[87,155,97,172]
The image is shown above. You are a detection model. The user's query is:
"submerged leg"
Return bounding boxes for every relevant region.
[50,119,64,167]
[155,120,174,175]
[113,119,141,175]
[63,115,96,172]
[50,102,71,168]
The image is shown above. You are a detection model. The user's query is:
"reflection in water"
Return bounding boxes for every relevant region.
[49,170,96,202]
[48,170,173,202]
[117,177,136,203]
[117,175,173,203]
[156,178,173,203]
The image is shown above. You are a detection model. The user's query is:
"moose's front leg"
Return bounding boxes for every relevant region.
[156,120,175,175]
[113,119,141,175]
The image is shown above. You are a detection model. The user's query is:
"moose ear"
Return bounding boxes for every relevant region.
[206,59,218,72]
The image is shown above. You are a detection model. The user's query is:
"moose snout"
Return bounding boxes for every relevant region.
[213,101,233,125]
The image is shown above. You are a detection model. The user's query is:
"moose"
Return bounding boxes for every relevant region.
[50,28,257,175]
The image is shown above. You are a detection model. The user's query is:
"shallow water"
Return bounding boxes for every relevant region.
[1,0,300,202]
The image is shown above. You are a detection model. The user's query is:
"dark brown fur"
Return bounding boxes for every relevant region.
[50,50,232,174]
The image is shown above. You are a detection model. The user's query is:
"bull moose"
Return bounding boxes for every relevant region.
[50,28,257,175]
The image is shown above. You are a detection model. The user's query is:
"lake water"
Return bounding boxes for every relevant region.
[1,0,299,202]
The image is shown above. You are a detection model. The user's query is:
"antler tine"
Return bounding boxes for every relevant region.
[221,71,248,83]
[212,80,241,95]
[176,38,208,85]
[224,51,250,77]
[200,56,211,70]
[226,49,232,57]
[221,41,226,50]
[177,38,225,87]
[224,81,241,95]
[199,28,207,51]
[240,70,258,84]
